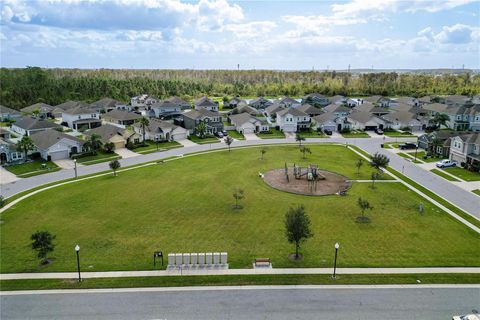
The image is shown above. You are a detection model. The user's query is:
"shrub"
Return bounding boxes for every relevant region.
[400,126,412,132]
[126,141,135,150]
[340,128,351,133]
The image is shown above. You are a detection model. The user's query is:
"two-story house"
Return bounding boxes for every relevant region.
[278,97,301,108]
[449,132,480,168]
[102,110,142,128]
[249,97,273,110]
[301,93,330,107]
[133,118,188,142]
[183,108,223,135]
[11,116,62,136]
[276,108,310,132]
[151,100,183,119]
[194,96,218,112]
[62,107,101,131]
[130,94,159,115]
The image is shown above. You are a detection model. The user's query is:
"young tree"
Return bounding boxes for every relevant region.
[196,121,206,138]
[300,146,311,159]
[232,187,244,209]
[84,133,103,154]
[355,159,363,175]
[260,147,267,160]
[139,117,150,145]
[224,136,233,152]
[109,159,121,176]
[370,152,390,171]
[430,138,442,156]
[295,133,305,147]
[357,197,373,223]
[31,231,56,264]
[104,142,115,153]
[370,171,380,189]
[284,205,313,259]
[17,136,34,161]
[432,113,450,129]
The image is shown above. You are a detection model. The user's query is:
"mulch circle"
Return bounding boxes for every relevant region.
[263,167,351,196]
[288,253,304,261]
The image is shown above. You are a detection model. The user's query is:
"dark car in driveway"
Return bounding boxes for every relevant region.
[399,143,417,150]
[323,129,333,136]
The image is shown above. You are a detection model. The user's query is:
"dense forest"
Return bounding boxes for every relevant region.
[1,67,479,109]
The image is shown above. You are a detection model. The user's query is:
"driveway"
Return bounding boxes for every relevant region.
[0,166,19,185]
[284,132,296,139]
[115,148,139,159]
[244,133,260,140]
[53,159,79,169]
[178,139,197,147]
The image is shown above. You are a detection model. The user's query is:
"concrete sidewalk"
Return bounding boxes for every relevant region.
[2,267,479,280]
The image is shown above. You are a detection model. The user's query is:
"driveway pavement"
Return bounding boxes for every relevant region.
[244,133,260,140]
[114,148,139,159]
[53,159,80,169]
[178,139,197,147]
[0,166,18,184]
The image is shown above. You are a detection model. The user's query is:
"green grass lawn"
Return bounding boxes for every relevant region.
[341,131,370,138]
[408,151,443,163]
[188,135,220,144]
[472,189,480,196]
[444,167,480,181]
[384,131,414,137]
[1,145,479,273]
[4,160,60,177]
[396,152,412,159]
[256,128,285,139]
[74,151,120,165]
[131,140,183,153]
[298,130,326,138]
[384,142,401,149]
[430,169,461,182]
[227,130,245,140]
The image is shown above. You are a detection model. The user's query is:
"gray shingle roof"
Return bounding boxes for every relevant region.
[194,96,217,107]
[21,103,54,114]
[183,108,220,120]
[0,105,21,115]
[30,130,83,150]
[13,117,62,130]
[63,106,99,115]
[90,98,118,110]
[277,107,308,117]
[85,123,127,143]
[104,110,142,121]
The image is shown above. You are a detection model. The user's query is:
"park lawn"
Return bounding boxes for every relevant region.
[256,128,285,139]
[132,140,183,153]
[444,167,480,181]
[430,169,461,182]
[384,131,414,137]
[298,130,326,138]
[4,160,59,177]
[227,130,245,140]
[472,189,480,196]
[341,131,370,138]
[75,151,120,165]
[188,135,220,144]
[408,151,443,163]
[1,145,479,273]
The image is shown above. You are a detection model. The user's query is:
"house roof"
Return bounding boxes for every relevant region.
[382,111,420,124]
[13,117,62,131]
[277,107,308,117]
[30,130,83,150]
[457,132,480,144]
[134,118,185,134]
[90,98,118,110]
[85,123,128,143]
[313,112,336,123]
[229,112,265,126]
[0,105,21,115]
[279,97,299,105]
[229,97,246,104]
[370,106,390,114]
[232,105,258,116]
[363,95,391,104]
[265,103,285,115]
[183,108,219,120]
[303,93,327,99]
[55,101,89,110]
[445,95,471,105]
[422,103,449,113]
[194,96,217,107]
[348,111,384,124]
[166,96,190,105]
[63,106,99,115]
[21,103,54,114]
[104,110,142,121]
[296,104,323,115]
[331,95,346,103]
[332,105,351,113]
[249,97,272,106]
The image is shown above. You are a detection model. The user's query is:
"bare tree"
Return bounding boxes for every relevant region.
[232,187,244,209]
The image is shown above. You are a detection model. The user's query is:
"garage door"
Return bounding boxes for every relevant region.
[171,132,187,141]
[243,128,254,134]
[113,141,125,149]
[49,150,69,161]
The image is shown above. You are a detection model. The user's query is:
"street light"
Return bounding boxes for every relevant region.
[75,244,81,282]
[156,137,159,151]
[332,242,340,280]
[74,159,78,178]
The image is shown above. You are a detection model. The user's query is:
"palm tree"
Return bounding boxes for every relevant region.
[109,159,121,176]
[84,133,103,155]
[17,136,34,161]
[139,117,150,146]
[432,113,450,129]
[196,121,206,138]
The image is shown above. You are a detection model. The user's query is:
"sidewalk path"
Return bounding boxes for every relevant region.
[2,267,479,280]
[0,166,19,184]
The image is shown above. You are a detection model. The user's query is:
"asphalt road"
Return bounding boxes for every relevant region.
[1,286,479,320]
[1,137,478,218]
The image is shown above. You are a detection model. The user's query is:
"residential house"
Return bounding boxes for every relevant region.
[230,104,259,116]
[151,100,183,119]
[0,105,22,121]
[364,95,392,107]
[225,97,247,109]
[347,111,387,131]
[194,96,218,111]
[276,108,310,132]
[133,118,188,142]
[90,98,119,113]
[131,94,159,110]
[102,110,142,128]
[165,96,191,110]
[21,103,54,119]
[62,107,102,131]
[370,106,391,116]
[301,93,330,107]
[392,97,420,107]
[228,113,269,134]
[278,97,301,108]
[11,116,62,136]
[331,95,347,105]
[249,97,273,110]
[417,131,467,156]
[86,123,140,149]
[296,104,323,117]
[183,108,223,135]
[312,112,350,132]
[0,129,23,163]
[449,133,480,168]
[30,130,83,161]
[264,103,285,119]
[445,95,472,107]
[382,111,426,131]
[54,101,90,118]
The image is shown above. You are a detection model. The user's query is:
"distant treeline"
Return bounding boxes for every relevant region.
[1,67,479,109]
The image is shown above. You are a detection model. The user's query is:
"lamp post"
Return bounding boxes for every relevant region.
[414,146,418,162]
[156,137,159,151]
[74,159,77,179]
[332,242,339,280]
[75,244,81,282]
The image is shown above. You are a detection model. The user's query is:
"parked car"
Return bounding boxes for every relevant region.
[216,131,224,138]
[323,129,333,136]
[436,159,456,168]
[375,128,384,135]
[399,143,416,150]
[222,130,228,136]
[452,314,480,320]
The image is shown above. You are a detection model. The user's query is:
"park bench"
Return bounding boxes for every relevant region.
[254,258,271,268]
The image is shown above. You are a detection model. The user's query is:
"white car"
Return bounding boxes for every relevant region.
[436,159,456,168]
[452,314,480,320]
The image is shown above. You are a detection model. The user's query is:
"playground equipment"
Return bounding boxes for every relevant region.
[292,163,326,192]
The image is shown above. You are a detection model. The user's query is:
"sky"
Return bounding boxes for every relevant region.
[0,0,479,70]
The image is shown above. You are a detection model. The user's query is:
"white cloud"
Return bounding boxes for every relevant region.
[224,21,277,38]
[434,23,475,43]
